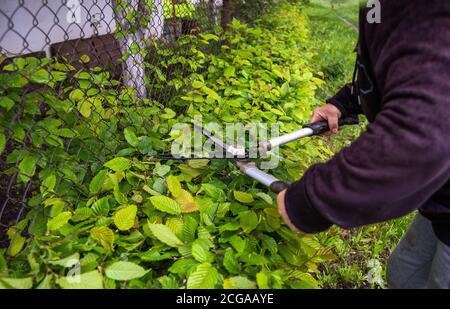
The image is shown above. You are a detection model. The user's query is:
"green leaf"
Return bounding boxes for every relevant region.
[240,252,268,266]
[60,128,77,138]
[113,205,137,231]
[8,234,25,257]
[69,89,84,102]
[47,211,72,231]
[105,261,148,281]
[181,215,198,243]
[200,33,219,41]
[191,240,213,263]
[166,217,184,237]
[113,186,128,205]
[77,100,92,118]
[148,223,183,247]
[149,196,181,215]
[51,71,67,82]
[187,263,219,289]
[48,253,80,267]
[79,54,91,63]
[261,234,278,255]
[191,242,207,263]
[90,226,114,252]
[187,159,209,169]
[72,207,93,222]
[218,222,240,232]
[192,81,204,89]
[158,275,178,289]
[154,163,171,177]
[224,66,236,78]
[160,108,176,119]
[239,210,259,233]
[256,272,269,289]
[289,273,319,289]
[0,250,6,272]
[179,164,201,178]
[233,191,254,204]
[41,174,56,192]
[201,86,221,101]
[167,175,181,198]
[91,196,110,216]
[280,81,290,97]
[36,275,54,289]
[256,192,273,205]
[0,97,15,111]
[104,157,131,172]
[30,69,51,84]
[229,235,246,253]
[0,277,33,289]
[169,259,198,276]
[89,170,108,195]
[223,248,240,274]
[140,250,175,263]
[124,127,139,147]
[224,276,256,289]
[130,42,140,55]
[57,271,104,289]
[0,133,5,154]
[18,154,37,182]
[201,184,224,201]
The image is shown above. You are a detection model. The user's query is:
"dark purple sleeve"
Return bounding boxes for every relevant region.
[284,17,450,233]
[327,83,362,117]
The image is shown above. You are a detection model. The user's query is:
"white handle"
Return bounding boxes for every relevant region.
[263,128,314,151]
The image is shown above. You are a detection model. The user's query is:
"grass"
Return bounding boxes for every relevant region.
[304,1,357,103]
[302,0,414,289]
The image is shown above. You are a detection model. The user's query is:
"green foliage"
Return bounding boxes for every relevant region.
[0,277,33,289]
[148,223,183,248]
[187,263,220,289]
[113,205,138,231]
[57,271,104,289]
[149,196,181,215]
[105,261,148,281]
[304,1,358,99]
[0,2,338,289]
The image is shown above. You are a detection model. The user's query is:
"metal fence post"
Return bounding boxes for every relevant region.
[112,0,148,98]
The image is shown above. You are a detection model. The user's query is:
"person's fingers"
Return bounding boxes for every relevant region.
[310,104,342,135]
[327,113,339,134]
[310,109,325,123]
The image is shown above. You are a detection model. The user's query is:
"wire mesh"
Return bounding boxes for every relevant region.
[0,0,280,256]
[0,0,233,248]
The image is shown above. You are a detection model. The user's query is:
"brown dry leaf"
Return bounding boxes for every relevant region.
[181,202,199,213]
[176,189,199,213]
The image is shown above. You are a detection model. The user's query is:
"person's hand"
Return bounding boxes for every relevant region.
[310,103,342,135]
[277,189,300,232]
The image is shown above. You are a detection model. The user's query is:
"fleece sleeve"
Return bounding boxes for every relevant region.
[326,83,363,117]
[284,16,450,233]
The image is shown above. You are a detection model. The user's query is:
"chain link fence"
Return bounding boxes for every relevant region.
[0,0,278,249]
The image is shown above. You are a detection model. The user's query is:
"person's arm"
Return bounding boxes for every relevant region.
[327,83,362,118]
[278,18,450,233]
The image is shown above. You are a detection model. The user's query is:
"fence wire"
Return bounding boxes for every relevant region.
[0,0,278,251]
[1,0,267,249]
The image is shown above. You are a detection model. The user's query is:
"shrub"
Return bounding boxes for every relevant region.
[0,2,336,289]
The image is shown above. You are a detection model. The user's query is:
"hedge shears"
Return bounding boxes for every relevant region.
[156,117,358,193]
